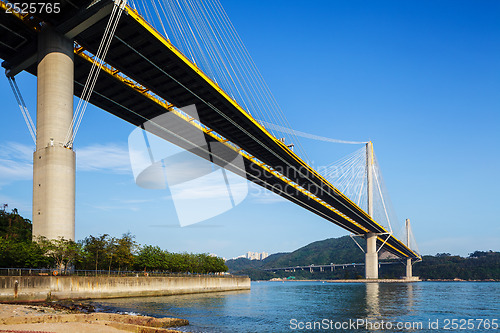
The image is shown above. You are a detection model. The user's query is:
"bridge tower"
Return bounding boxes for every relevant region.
[32,26,76,241]
[405,219,413,279]
[365,141,378,279]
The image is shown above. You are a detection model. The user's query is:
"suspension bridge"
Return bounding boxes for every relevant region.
[0,0,421,279]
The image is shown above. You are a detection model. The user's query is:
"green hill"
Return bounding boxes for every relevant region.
[0,207,32,241]
[226,236,366,273]
[227,237,500,281]
[262,236,366,269]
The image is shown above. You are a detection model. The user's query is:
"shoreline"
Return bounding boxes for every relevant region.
[267,278,420,283]
[260,278,499,283]
[0,301,189,332]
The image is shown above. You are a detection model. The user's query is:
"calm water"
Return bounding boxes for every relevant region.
[93,281,499,332]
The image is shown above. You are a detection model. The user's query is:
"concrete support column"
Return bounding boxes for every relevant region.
[365,233,378,279]
[32,26,75,241]
[406,258,412,279]
[405,219,413,279]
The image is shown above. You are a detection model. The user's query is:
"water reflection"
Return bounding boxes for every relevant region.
[93,289,251,320]
[365,283,380,319]
[406,282,414,309]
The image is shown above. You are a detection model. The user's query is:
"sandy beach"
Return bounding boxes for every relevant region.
[0,303,188,332]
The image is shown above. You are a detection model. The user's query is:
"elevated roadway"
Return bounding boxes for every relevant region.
[0,0,420,261]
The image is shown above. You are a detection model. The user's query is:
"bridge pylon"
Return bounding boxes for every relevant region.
[32,26,75,241]
[404,218,419,280]
[365,141,378,279]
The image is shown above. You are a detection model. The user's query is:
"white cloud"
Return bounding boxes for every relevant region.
[0,142,33,161]
[170,179,248,200]
[0,142,133,187]
[0,158,33,183]
[76,143,131,173]
[0,142,33,186]
[91,204,141,212]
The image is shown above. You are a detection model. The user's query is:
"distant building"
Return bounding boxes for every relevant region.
[246,251,259,260]
[229,251,269,261]
[245,251,269,260]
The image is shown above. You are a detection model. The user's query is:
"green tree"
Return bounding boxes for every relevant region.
[105,236,118,274]
[114,232,137,271]
[36,236,82,273]
[0,238,50,268]
[0,207,233,275]
[79,234,109,271]
[135,245,165,271]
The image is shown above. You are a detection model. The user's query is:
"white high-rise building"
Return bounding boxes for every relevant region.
[230,251,269,260]
[246,251,259,260]
[244,251,269,260]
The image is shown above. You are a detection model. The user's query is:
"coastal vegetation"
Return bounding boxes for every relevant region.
[0,206,227,274]
[226,237,500,281]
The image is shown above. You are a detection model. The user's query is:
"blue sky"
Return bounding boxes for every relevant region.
[1,0,499,258]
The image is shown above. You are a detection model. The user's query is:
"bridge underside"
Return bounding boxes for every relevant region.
[0,0,420,261]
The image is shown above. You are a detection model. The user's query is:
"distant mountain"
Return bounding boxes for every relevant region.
[226,236,366,273]
[227,253,287,271]
[227,236,500,281]
[263,236,366,268]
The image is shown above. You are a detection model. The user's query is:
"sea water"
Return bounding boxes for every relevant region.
[93,281,499,332]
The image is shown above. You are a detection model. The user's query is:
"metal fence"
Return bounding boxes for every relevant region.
[0,268,239,278]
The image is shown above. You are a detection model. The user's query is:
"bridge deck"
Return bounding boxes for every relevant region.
[0,0,419,259]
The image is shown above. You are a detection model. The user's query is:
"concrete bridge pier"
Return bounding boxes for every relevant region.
[404,219,414,280]
[406,258,412,278]
[365,233,378,279]
[32,26,75,241]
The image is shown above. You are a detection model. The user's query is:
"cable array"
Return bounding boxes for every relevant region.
[64,0,127,148]
[7,76,36,144]
[257,120,368,145]
[320,144,406,238]
[371,152,398,234]
[322,146,368,210]
[128,0,308,161]
[402,219,420,255]
[408,224,420,255]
